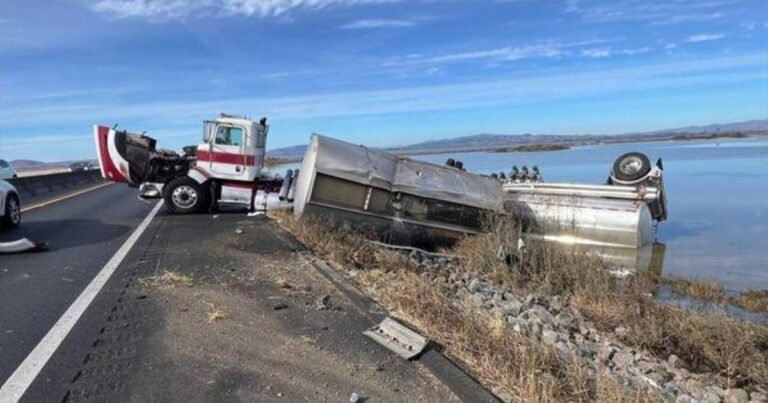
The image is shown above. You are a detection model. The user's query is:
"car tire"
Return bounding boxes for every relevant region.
[2,193,21,228]
[163,177,209,214]
[612,152,651,182]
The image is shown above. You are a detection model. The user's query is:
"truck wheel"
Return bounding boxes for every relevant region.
[612,152,651,182]
[3,193,21,228]
[163,177,209,214]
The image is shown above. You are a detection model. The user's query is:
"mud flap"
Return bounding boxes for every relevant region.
[363,317,428,359]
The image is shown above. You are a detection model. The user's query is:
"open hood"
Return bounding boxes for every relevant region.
[93,125,156,184]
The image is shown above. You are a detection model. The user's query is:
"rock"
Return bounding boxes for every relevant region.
[520,306,555,326]
[523,293,548,309]
[553,341,570,359]
[667,354,680,369]
[526,318,543,338]
[579,325,590,336]
[725,389,749,403]
[675,394,696,403]
[614,326,628,337]
[498,298,522,316]
[611,350,635,369]
[542,329,559,345]
[554,312,578,331]
[468,278,483,293]
[705,386,725,399]
[750,392,767,402]
[671,367,690,381]
[549,295,564,312]
[507,316,526,334]
[493,292,504,302]
[315,295,332,310]
[470,293,485,305]
[698,390,722,403]
[273,302,289,310]
[598,344,620,366]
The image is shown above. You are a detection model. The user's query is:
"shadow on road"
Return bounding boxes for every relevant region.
[0,219,130,251]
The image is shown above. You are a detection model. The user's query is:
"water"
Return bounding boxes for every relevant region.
[414,138,768,292]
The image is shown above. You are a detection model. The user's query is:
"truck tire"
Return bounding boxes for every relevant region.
[2,193,21,228]
[612,152,651,182]
[163,177,210,214]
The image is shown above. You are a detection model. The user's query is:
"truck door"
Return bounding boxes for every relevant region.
[205,124,249,180]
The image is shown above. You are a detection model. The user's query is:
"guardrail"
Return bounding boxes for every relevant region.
[7,170,104,199]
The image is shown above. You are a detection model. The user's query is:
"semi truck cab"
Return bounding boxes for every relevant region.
[94,114,287,214]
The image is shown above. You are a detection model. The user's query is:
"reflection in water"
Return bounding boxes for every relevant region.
[570,242,667,274]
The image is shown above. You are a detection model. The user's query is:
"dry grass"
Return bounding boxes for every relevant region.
[734,290,768,313]
[203,301,226,323]
[666,278,727,303]
[663,278,768,313]
[141,270,194,289]
[273,211,768,399]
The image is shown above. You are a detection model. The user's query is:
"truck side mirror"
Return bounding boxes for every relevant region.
[203,121,216,143]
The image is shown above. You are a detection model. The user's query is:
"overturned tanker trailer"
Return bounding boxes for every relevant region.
[292,134,505,246]
[292,134,668,270]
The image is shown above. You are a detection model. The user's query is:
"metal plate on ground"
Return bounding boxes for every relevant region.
[363,317,428,360]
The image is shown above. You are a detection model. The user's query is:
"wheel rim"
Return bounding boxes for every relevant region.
[619,156,644,176]
[8,198,20,224]
[171,186,198,209]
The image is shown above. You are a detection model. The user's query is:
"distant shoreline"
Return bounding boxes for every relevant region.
[265,130,767,165]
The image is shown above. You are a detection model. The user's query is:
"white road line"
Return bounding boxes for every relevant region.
[21,182,113,213]
[0,201,164,403]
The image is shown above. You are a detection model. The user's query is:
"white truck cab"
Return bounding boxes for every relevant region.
[94,114,284,214]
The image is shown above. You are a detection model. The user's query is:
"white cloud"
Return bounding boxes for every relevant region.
[687,33,726,42]
[383,39,616,66]
[581,48,610,58]
[563,0,730,25]
[89,0,401,19]
[4,54,764,126]
[341,18,416,29]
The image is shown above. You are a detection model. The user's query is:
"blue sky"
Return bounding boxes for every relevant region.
[1,0,767,161]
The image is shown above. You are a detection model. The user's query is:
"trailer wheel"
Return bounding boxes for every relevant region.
[2,193,21,228]
[163,177,209,214]
[612,152,651,182]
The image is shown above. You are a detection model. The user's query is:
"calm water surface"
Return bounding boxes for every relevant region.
[415,138,768,291]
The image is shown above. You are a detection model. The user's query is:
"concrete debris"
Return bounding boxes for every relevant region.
[410,254,767,402]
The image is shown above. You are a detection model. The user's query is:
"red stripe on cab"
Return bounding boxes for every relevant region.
[197,150,256,166]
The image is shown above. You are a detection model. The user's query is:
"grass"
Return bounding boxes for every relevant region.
[140,270,194,288]
[273,211,768,401]
[204,301,227,323]
[663,277,768,313]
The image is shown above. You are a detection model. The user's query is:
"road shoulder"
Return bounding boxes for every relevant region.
[31,212,458,402]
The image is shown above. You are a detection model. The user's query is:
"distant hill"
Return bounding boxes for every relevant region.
[643,119,768,135]
[266,119,768,158]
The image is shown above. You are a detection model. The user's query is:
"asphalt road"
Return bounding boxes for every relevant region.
[0,184,153,386]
